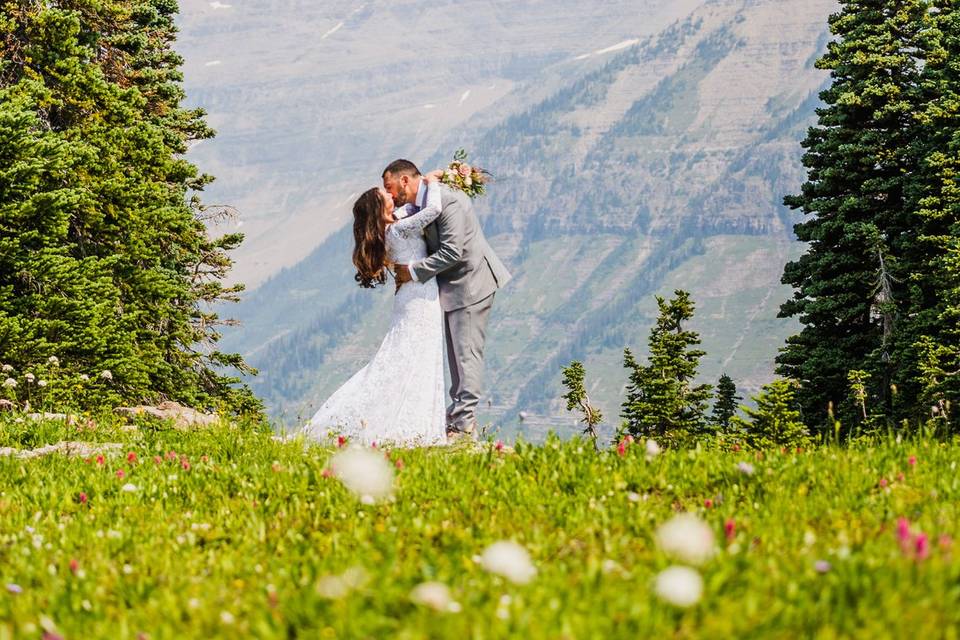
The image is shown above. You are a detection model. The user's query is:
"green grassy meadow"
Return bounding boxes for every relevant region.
[1,417,958,639]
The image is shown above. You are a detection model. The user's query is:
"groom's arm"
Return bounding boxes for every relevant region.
[410,197,466,283]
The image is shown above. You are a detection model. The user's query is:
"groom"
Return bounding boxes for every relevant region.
[382,159,511,439]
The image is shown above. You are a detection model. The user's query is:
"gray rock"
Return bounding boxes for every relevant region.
[115,401,218,430]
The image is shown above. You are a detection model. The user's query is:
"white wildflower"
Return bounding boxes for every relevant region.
[480,541,537,584]
[121,483,138,493]
[654,566,703,607]
[3,378,15,388]
[100,370,113,381]
[410,581,458,612]
[655,513,716,565]
[79,374,90,382]
[329,447,394,502]
[646,439,662,458]
[1,364,12,372]
[220,611,235,625]
[37,380,47,388]
[47,356,59,367]
[24,373,34,383]
[736,461,755,476]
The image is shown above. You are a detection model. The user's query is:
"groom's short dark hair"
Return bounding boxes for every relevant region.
[382,159,420,178]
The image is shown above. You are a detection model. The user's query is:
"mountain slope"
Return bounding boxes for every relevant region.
[211,0,837,437]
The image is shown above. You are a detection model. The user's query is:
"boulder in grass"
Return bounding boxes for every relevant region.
[115,401,218,430]
[1,441,123,459]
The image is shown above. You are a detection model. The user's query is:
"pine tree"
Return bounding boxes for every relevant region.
[622,290,712,443]
[0,1,259,414]
[732,379,812,449]
[710,373,741,432]
[778,0,931,433]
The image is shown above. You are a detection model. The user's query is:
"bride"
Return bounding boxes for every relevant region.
[298,170,448,447]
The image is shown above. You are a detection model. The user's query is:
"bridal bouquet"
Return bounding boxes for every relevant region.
[440,149,490,199]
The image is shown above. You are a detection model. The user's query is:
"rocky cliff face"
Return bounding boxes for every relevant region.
[181,0,839,437]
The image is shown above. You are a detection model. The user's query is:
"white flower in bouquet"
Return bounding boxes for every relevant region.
[480,541,537,584]
[654,566,703,607]
[655,513,715,565]
[329,446,394,501]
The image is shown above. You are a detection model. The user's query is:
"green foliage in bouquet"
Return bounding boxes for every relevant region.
[440,149,490,199]
[0,0,261,417]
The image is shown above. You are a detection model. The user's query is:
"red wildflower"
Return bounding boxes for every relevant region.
[915,533,930,560]
[732,444,741,452]
[617,440,627,457]
[116,469,125,479]
[78,492,87,504]
[495,440,504,452]
[337,436,347,448]
[181,460,191,471]
[95,455,105,466]
[879,478,888,488]
[321,468,333,478]
[126,451,137,463]
[908,455,917,467]
[166,450,177,461]
[69,559,79,574]
[704,499,714,509]
[724,518,736,542]
[153,456,162,464]
[395,459,404,470]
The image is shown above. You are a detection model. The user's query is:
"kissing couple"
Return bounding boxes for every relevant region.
[298,159,511,447]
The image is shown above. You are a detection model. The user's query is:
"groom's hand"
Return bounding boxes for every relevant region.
[394,264,412,293]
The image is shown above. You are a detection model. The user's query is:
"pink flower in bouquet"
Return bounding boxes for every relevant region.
[458,163,472,177]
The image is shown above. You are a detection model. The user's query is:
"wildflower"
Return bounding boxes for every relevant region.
[116,469,125,479]
[321,468,333,478]
[896,517,911,546]
[181,460,191,471]
[724,519,736,543]
[337,435,347,448]
[480,541,537,584]
[220,611,235,625]
[47,356,59,367]
[704,499,713,509]
[646,439,661,458]
[271,461,282,472]
[121,483,138,493]
[127,452,138,463]
[939,534,952,551]
[78,492,87,504]
[879,478,888,488]
[329,446,395,501]
[153,456,162,464]
[915,533,930,560]
[654,566,703,607]
[79,374,90,382]
[495,440,504,452]
[166,450,177,461]
[100,370,113,380]
[200,455,209,463]
[69,559,79,574]
[395,458,404,470]
[908,455,917,467]
[409,581,459,612]
[1,364,12,372]
[736,462,755,476]
[3,378,15,388]
[814,560,831,574]
[896,472,905,482]
[37,380,48,388]
[95,455,105,466]
[616,440,627,457]
[6,583,22,594]
[731,444,741,452]
[655,514,716,565]
[24,372,34,383]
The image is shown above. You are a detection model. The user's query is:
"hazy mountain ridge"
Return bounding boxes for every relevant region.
[203,0,837,437]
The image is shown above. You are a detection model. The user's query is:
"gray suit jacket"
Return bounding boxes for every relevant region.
[413,185,511,312]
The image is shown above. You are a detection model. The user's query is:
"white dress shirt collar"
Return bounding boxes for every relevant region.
[414,179,428,209]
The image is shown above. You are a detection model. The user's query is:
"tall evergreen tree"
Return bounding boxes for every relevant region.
[0,1,258,414]
[710,373,741,432]
[778,0,930,433]
[732,379,812,449]
[622,290,712,443]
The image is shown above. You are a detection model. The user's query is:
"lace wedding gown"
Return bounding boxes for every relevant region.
[298,186,447,447]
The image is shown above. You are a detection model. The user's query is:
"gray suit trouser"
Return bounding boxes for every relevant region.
[444,292,495,433]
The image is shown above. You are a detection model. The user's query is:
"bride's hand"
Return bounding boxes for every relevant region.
[424,169,444,183]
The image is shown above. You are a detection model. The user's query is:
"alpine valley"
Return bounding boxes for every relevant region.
[176,0,838,438]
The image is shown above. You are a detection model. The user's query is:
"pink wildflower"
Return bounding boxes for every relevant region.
[78,492,87,504]
[616,440,626,457]
[95,455,105,466]
[495,440,504,452]
[939,535,952,551]
[879,478,888,488]
[181,460,191,471]
[116,469,125,479]
[704,498,714,509]
[897,472,905,482]
[896,517,911,545]
[166,450,177,461]
[915,533,930,560]
[321,468,333,478]
[395,459,404,470]
[200,455,209,463]
[908,455,917,467]
[153,456,162,464]
[69,559,79,574]
[126,451,137,463]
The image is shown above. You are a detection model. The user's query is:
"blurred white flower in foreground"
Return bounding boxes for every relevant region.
[654,565,703,607]
[736,462,755,476]
[410,581,460,612]
[655,514,715,565]
[121,483,138,493]
[316,566,369,599]
[646,439,662,458]
[329,447,394,502]
[480,541,537,584]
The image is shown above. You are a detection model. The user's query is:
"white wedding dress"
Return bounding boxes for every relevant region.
[298,185,447,447]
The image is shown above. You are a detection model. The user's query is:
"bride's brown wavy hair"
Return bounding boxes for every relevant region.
[352,187,388,288]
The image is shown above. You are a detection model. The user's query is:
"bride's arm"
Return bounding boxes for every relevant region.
[389,172,443,238]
